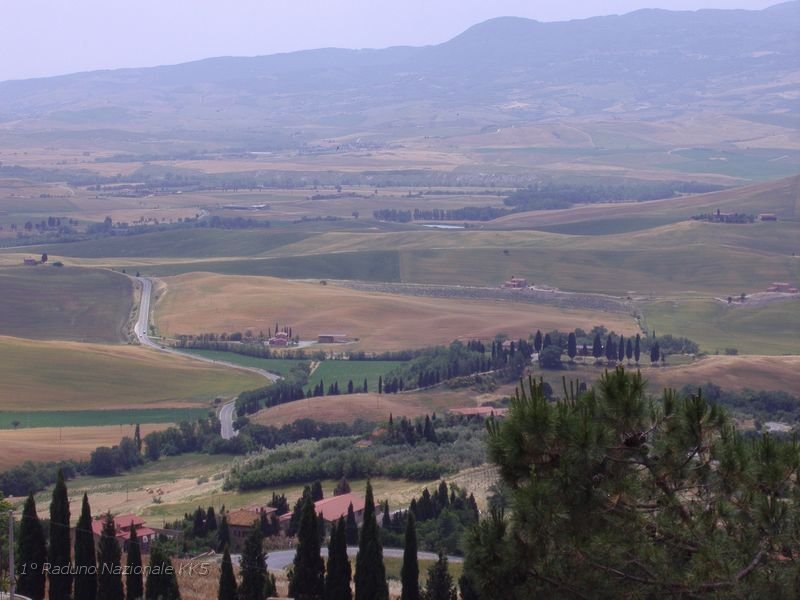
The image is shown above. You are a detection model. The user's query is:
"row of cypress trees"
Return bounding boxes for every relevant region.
[278,481,457,600]
[16,468,179,600]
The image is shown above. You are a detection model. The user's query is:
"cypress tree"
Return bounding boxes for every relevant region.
[238,525,266,600]
[324,518,352,600]
[605,335,615,362]
[345,503,359,546]
[650,342,660,364]
[634,334,641,364]
[126,523,144,600]
[144,545,180,600]
[289,496,325,599]
[400,512,419,600]
[534,330,543,353]
[17,493,47,600]
[626,338,634,363]
[543,333,552,348]
[592,334,602,361]
[618,334,625,362]
[48,468,72,600]
[422,551,456,600]
[134,423,142,454]
[378,376,383,394]
[567,332,577,362]
[458,574,480,600]
[311,480,324,502]
[354,481,388,600]
[216,515,230,552]
[74,493,97,600]
[206,506,217,532]
[97,513,124,600]
[217,546,237,600]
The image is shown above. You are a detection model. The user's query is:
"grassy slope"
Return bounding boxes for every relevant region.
[641,299,800,355]
[0,265,134,342]
[36,229,312,259]
[0,336,264,410]
[154,273,638,351]
[0,423,171,471]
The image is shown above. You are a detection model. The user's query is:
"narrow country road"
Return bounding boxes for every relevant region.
[133,276,280,439]
[231,547,463,570]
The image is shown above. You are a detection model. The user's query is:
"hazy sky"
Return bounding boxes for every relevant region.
[0,0,783,82]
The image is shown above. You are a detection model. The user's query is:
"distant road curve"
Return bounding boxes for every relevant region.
[232,547,463,570]
[133,276,280,439]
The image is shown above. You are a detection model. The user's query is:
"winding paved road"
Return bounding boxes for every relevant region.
[231,547,462,570]
[133,276,280,439]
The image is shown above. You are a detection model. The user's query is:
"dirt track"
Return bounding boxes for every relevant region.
[333,281,631,314]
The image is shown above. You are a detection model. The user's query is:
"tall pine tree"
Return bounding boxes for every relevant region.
[48,468,72,600]
[289,496,325,600]
[400,512,419,600]
[324,518,352,600]
[126,523,144,600]
[634,334,641,364]
[238,525,266,600]
[74,493,97,600]
[97,514,124,600]
[354,482,388,600]
[217,546,237,600]
[17,494,47,600]
[145,545,180,600]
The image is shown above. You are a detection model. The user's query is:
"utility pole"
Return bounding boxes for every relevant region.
[8,509,14,600]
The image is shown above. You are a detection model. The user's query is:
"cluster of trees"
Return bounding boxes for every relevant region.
[225,418,486,491]
[504,180,722,211]
[15,470,180,600]
[0,460,80,497]
[373,206,511,222]
[527,326,699,370]
[684,382,800,426]
[691,210,755,224]
[384,414,440,445]
[381,340,525,395]
[381,481,480,556]
[236,375,309,416]
[460,368,800,597]
[176,323,298,344]
[283,480,466,600]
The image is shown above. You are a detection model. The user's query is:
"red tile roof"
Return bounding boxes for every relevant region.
[91,514,145,536]
[315,493,366,523]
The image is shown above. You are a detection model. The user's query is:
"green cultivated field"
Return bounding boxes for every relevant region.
[0,265,133,342]
[307,360,406,394]
[179,349,307,376]
[0,407,210,429]
[37,229,312,259]
[140,250,403,281]
[641,299,800,355]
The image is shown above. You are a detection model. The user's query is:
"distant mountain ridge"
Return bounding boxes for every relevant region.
[0,2,797,139]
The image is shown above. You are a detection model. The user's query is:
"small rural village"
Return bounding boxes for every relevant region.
[1,1,799,599]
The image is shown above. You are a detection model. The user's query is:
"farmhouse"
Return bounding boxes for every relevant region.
[90,514,157,552]
[317,333,349,344]
[268,331,290,346]
[503,276,528,289]
[449,406,508,418]
[226,506,277,551]
[279,492,367,533]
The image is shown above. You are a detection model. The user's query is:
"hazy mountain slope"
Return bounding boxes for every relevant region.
[0,3,796,136]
